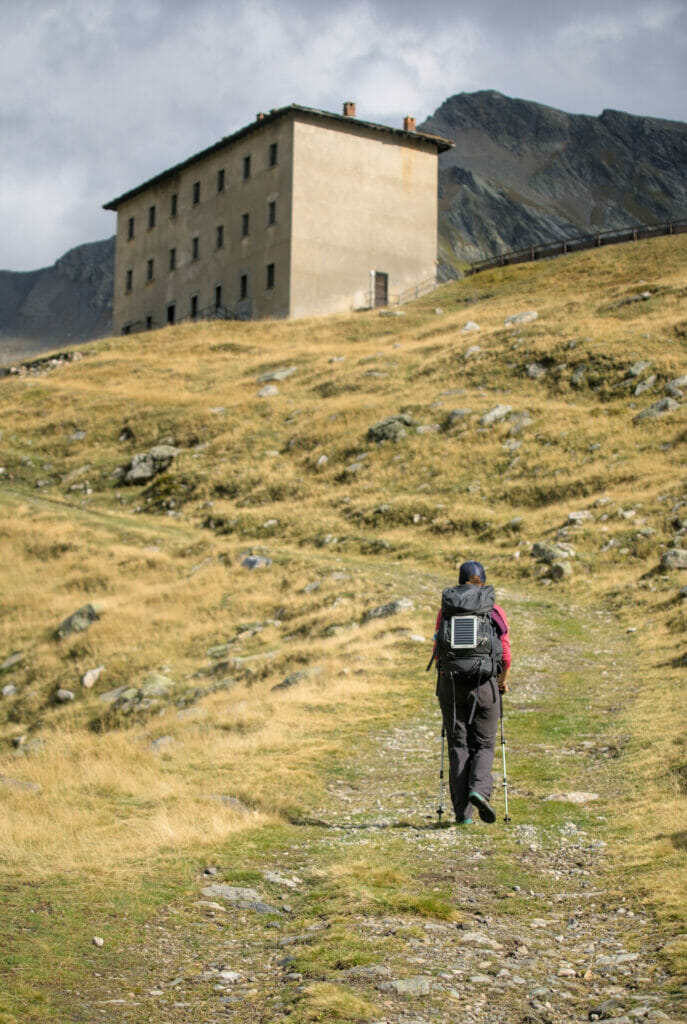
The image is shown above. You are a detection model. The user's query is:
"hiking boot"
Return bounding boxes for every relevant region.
[456,817,473,826]
[469,791,496,824]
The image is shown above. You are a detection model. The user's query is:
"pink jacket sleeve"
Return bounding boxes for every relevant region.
[493,604,511,670]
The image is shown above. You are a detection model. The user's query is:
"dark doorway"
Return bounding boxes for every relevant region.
[374,271,388,307]
[167,304,175,324]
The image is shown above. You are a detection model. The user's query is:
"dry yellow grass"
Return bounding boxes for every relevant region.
[0,233,685,949]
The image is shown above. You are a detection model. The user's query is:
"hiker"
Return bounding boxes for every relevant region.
[433,560,511,825]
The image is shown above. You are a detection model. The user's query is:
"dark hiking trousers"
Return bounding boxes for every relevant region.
[439,677,499,822]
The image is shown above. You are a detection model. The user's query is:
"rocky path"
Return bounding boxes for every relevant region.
[81,589,685,1024]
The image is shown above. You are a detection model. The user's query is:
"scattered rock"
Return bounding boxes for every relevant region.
[378,977,432,996]
[462,321,480,332]
[464,345,482,359]
[0,651,24,675]
[241,555,272,570]
[271,668,321,692]
[367,414,413,444]
[480,404,512,426]
[81,666,104,689]
[568,510,592,524]
[661,549,687,570]
[55,688,75,703]
[201,885,281,915]
[550,560,573,581]
[571,366,587,388]
[258,366,297,383]
[363,598,414,622]
[628,360,651,377]
[526,362,546,379]
[531,541,576,563]
[140,674,174,698]
[315,455,328,470]
[257,384,279,398]
[634,398,680,422]
[92,936,104,948]
[124,445,178,484]
[264,872,300,888]
[505,310,538,326]
[2,684,17,697]
[56,604,99,639]
[634,375,657,396]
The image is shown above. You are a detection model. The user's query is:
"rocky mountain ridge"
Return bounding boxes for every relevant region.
[419,90,687,272]
[0,237,114,362]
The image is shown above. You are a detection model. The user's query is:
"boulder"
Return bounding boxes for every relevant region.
[532,541,575,563]
[367,414,413,444]
[526,362,546,379]
[634,397,680,422]
[56,603,99,639]
[661,549,687,570]
[241,555,272,569]
[549,560,573,581]
[124,445,178,484]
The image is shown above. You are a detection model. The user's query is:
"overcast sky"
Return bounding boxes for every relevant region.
[1,0,685,271]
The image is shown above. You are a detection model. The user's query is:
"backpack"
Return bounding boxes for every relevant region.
[435,584,503,688]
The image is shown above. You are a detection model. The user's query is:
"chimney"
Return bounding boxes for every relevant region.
[343,101,356,117]
[403,115,416,132]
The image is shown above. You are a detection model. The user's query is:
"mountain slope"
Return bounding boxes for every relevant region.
[420,90,687,270]
[0,237,114,361]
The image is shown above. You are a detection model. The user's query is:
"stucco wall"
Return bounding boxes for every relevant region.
[111,121,294,333]
[289,118,438,318]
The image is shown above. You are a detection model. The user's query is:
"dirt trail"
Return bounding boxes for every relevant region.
[77,587,686,1024]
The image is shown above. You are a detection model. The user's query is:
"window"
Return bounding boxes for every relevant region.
[170,193,178,217]
[148,205,156,229]
[216,225,224,249]
[243,155,251,180]
[241,212,250,238]
[266,263,275,290]
[215,284,222,309]
[127,216,134,240]
[191,294,198,319]
[122,324,131,335]
[169,247,176,271]
[217,168,225,192]
[240,273,248,300]
[268,200,276,226]
[193,181,200,205]
[192,236,199,260]
[167,304,175,324]
[146,258,154,282]
[269,142,278,167]
[146,315,152,330]
[125,268,132,293]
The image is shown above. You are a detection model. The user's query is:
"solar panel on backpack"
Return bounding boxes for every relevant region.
[449,615,478,649]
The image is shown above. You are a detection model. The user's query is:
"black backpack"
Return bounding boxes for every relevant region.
[436,584,503,687]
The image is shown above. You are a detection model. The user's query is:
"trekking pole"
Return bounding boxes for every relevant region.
[499,693,511,824]
[437,725,446,822]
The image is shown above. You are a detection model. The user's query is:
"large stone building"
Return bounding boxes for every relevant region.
[104,103,453,333]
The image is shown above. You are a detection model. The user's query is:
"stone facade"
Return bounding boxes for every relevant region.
[104,104,452,333]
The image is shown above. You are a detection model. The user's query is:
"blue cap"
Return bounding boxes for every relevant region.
[458,560,486,584]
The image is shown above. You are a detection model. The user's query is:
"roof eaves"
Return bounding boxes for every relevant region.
[103,104,453,211]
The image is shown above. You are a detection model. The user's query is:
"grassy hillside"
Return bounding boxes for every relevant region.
[0,235,685,1022]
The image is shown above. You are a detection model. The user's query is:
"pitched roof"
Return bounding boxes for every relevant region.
[103,103,454,210]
